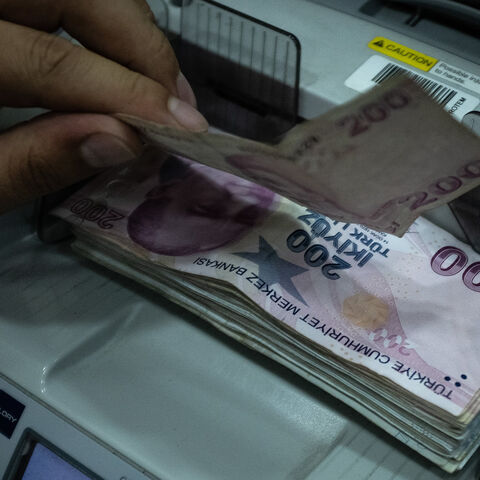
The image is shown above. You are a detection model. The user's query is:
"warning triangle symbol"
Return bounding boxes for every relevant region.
[373,40,384,48]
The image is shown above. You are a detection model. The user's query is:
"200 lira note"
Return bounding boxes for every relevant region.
[118,76,480,236]
[53,150,480,422]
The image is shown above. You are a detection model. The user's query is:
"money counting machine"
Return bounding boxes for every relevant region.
[1,0,480,479]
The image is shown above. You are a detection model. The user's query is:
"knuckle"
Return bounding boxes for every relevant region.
[123,28,178,78]
[143,28,179,88]
[122,70,169,111]
[153,31,177,67]
[124,71,151,102]
[27,32,76,82]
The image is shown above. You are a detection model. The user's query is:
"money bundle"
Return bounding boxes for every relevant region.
[53,150,480,473]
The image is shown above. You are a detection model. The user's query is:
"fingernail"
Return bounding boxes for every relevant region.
[80,133,141,168]
[176,71,197,108]
[168,96,209,132]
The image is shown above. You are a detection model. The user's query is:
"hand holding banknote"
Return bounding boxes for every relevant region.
[2,2,480,238]
[0,0,207,214]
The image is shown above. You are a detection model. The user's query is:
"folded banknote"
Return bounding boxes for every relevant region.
[53,150,480,472]
[118,76,480,236]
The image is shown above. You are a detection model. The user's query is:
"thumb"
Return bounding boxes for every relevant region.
[0,113,143,213]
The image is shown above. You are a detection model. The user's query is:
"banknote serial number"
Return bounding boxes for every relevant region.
[431,246,480,293]
[335,89,410,137]
[70,198,125,229]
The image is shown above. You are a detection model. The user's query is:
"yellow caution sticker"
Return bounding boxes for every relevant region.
[368,37,437,72]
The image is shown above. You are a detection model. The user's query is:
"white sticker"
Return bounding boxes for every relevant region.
[345,55,479,120]
[430,61,480,95]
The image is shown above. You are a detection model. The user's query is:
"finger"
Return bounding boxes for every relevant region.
[0,20,207,130]
[0,113,144,213]
[0,0,197,105]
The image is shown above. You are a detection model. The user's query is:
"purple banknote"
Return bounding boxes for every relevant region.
[54,151,480,421]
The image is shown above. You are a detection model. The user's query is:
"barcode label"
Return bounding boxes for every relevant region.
[345,55,480,120]
[371,63,457,107]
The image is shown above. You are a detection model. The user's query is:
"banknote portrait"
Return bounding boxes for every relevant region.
[127,155,275,256]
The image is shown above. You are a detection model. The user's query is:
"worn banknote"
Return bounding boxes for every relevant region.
[118,77,480,236]
[54,150,480,423]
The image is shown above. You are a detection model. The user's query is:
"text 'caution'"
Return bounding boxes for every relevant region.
[368,37,437,72]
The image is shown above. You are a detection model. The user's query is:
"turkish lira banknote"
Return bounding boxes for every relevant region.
[118,76,480,236]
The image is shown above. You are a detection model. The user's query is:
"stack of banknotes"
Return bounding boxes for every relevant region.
[53,79,480,472]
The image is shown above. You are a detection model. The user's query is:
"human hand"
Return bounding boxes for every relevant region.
[0,0,208,212]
